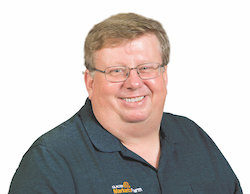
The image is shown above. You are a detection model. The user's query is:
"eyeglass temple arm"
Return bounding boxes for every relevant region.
[82,68,105,75]
[93,68,105,73]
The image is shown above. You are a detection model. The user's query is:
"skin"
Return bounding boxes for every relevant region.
[85,34,168,168]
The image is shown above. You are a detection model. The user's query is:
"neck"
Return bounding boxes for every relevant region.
[120,127,161,169]
[104,116,161,143]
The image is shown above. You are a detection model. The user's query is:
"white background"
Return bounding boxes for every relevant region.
[1,0,249,193]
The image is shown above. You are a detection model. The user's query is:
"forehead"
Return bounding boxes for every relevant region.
[95,34,162,66]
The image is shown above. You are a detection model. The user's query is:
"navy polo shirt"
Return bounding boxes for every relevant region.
[9,99,242,193]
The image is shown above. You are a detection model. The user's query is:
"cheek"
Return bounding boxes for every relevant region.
[92,81,121,101]
[145,77,167,93]
[144,79,168,107]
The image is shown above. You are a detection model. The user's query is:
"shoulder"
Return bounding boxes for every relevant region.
[28,109,85,154]
[161,112,213,145]
[162,112,198,128]
[161,112,223,163]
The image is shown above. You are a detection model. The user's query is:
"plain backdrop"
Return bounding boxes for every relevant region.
[1,0,249,193]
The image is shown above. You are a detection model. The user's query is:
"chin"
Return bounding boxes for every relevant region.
[121,112,150,123]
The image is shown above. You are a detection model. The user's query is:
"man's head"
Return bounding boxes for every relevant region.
[84,13,170,137]
[84,13,170,73]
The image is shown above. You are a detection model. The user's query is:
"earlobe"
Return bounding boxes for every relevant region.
[84,69,94,100]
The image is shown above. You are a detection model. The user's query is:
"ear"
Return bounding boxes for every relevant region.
[162,65,168,86]
[84,69,94,100]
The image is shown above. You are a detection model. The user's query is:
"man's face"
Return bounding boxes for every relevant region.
[85,34,168,125]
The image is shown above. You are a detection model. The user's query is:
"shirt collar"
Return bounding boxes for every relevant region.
[80,98,122,152]
[160,113,185,145]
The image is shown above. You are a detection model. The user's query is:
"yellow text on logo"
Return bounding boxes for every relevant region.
[113,181,133,194]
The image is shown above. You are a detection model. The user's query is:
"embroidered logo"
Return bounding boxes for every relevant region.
[112,181,143,193]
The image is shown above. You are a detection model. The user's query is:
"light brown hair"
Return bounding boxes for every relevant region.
[84,13,170,71]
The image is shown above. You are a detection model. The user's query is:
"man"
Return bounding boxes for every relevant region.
[9,13,242,193]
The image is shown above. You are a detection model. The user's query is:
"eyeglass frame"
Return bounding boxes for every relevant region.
[92,62,166,83]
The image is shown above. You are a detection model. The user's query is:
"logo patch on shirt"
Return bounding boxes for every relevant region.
[112,181,143,193]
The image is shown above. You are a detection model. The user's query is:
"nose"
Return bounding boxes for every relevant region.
[123,68,143,90]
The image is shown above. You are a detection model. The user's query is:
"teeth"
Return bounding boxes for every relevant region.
[122,96,145,103]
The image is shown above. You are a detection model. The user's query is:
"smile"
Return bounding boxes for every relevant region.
[121,96,145,103]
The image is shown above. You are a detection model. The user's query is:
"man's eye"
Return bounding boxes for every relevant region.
[139,66,153,72]
[113,69,123,73]
[108,68,125,76]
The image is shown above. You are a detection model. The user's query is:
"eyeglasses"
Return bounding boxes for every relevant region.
[93,62,165,83]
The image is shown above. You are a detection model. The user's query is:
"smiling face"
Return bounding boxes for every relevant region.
[85,34,168,129]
